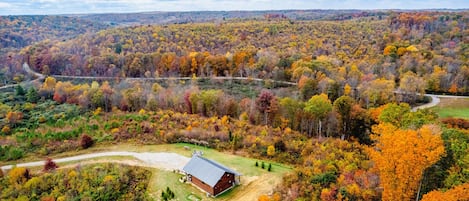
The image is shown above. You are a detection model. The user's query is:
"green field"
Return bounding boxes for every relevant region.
[432,98,469,119]
[5,143,293,201]
[146,143,293,201]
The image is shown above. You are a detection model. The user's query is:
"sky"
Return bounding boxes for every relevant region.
[0,0,468,15]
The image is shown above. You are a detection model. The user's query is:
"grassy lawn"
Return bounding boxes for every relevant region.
[432,98,469,119]
[119,143,293,200]
[3,142,293,200]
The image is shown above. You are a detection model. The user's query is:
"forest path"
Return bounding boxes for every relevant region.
[1,151,190,171]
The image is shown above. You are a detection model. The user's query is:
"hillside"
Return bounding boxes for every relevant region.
[21,11,469,99]
[0,15,109,86]
[1,8,469,201]
[74,10,389,26]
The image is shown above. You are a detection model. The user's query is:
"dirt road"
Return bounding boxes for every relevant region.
[1,151,190,172]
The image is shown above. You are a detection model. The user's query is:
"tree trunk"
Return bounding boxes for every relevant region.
[416,174,424,201]
[318,120,322,138]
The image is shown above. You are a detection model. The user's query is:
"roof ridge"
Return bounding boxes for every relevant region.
[195,155,241,175]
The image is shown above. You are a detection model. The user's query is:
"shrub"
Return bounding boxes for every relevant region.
[255,161,259,167]
[1,125,11,135]
[8,167,30,185]
[162,186,175,201]
[7,147,24,160]
[80,134,94,149]
[311,172,337,187]
[442,118,469,129]
[43,158,58,172]
[261,162,265,169]
[268,163,272,172]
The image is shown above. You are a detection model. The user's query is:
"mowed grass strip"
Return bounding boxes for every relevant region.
[432,98,469,119]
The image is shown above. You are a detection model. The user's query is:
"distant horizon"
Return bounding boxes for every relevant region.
[3,8,469,17]
[0,0,468,16]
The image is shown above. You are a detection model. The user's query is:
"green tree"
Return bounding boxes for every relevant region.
[26,87,39,103]
[15,85,25,96]
[333,95,354,139]
[378,103,411,127]
[304,93,332,137]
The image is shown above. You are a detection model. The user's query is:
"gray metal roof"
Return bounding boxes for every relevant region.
[183,155,241,187]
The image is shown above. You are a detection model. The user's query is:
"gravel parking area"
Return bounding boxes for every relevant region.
[1,151,191,171]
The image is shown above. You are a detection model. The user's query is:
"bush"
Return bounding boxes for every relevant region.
[1,125,11,135]
[255,161,259,167]
[8,167,30,185]
[261,162,265,169]
[80,134,94,149]
[442,117,469,129]
[8,148,24,160]
[43,158,58,172]
[311,172,337,187]
[162,186,175,201]
[268,163,272,172]
[1,146,25,161]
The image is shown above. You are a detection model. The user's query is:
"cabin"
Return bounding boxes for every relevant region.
[182,155,241,196]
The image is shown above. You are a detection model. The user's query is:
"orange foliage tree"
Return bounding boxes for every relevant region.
[367,123,445,201]
[421,183,469,201]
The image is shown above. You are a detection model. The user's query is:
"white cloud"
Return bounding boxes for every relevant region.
[0,2,12,8]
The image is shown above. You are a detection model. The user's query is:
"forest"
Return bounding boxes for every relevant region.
[0,9,469,201]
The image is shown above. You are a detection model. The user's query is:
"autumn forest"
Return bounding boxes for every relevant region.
[1,8,469,201]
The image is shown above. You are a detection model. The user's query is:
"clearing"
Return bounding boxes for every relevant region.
[1,143,293,200]
[431,97,469,119]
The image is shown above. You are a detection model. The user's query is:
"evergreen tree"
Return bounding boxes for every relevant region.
[16,85,25,96]
[26,87,39,103]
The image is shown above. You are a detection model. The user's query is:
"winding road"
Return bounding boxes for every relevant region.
[3,63,468,111]
[0,63,45,91]
[1,151,190,172]
[411,94,469,111]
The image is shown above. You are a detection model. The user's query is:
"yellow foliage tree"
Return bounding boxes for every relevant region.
[367,124,445,201]
[406,45,419,52]
[8,167,30,185]
[383,45,397,56]
[42,76,56,91]
[344,83,352,96]
[267,145,276,157]
[397,47,407,56]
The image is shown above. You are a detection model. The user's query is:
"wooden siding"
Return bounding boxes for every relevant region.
[213,172,235,196]
[189,172,236,196]
[190,175,215,195]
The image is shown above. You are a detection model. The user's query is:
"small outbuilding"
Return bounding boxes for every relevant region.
[182,155,241,196]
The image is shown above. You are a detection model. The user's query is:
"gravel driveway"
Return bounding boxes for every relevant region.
[1,151,190,171]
